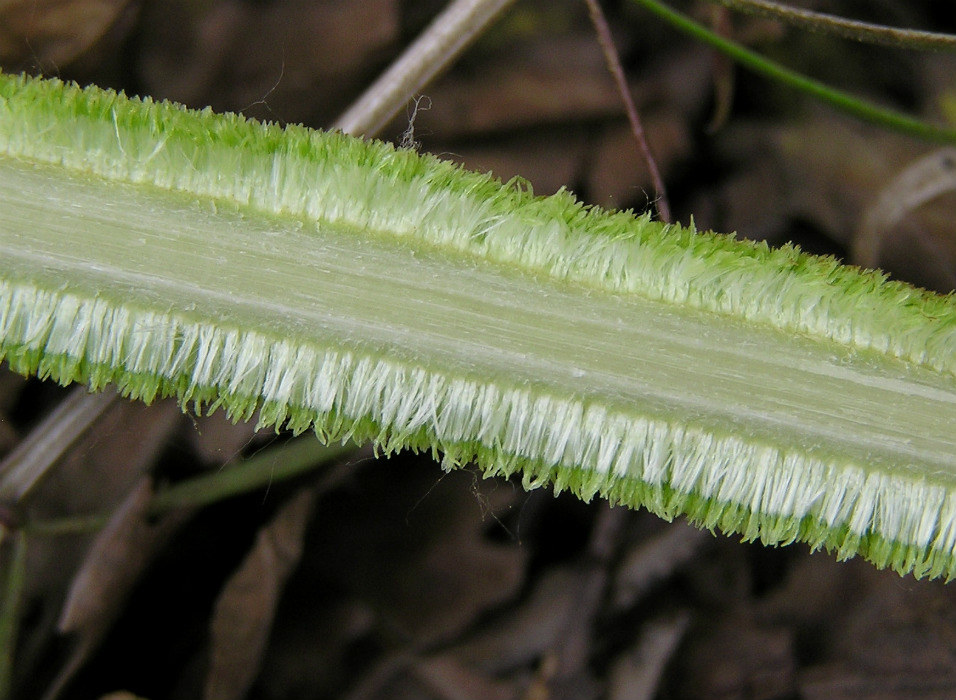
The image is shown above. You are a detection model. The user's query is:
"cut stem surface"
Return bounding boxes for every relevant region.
[2,73,956,579]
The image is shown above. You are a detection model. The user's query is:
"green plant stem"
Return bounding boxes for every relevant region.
[630,0,956,144]
[20,515,110,537]
[19,440,356,534]
[149,439,356,514]
[2,73,956,579]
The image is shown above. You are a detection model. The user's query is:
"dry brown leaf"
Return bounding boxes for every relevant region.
[756,549,956,700]
[311,461,526,646]
[586,113,691,210]
[755,550,875,631]
[15,398,181,691]
[689,110,956,281]
[185,411,266,467]
[254,598,375,700]
[0,387,119,503]
[343,651,520,700]
[828,572,956,678]
[47,476,191,700]
[0,0,132,69]
[800,666,956,700]
[203,487,315,700]
[547,505,629,688]
[55,478,183,633]
[875,211,956,292]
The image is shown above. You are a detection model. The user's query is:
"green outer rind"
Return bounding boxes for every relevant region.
[2,72,956,579]
[2,72,955,379]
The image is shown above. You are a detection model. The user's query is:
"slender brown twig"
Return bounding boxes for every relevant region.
[585,0,672,222]
[710,0,956,52]
[333,0,517,138]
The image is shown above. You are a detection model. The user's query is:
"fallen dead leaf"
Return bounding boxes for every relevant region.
[203,487,316,700]
[853,146,956,290]
[410,31,620,139]
[185,410,268,467]
[410,653,517,700]
[254,597,375,700]
[799,664,956,700]
[309,459,526,646]
[0,387,119,503]
[15,398,182,697]
[48,476,192,700]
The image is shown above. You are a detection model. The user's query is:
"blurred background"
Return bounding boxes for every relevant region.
[1,1,956,698]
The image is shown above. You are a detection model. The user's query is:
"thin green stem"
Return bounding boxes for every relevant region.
[18,441,358,534]
[20,514,110,537]
[149,439,356,514]
[629,0,956,144]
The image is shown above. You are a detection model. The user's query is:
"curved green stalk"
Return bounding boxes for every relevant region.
[148,439,357,514]
[2,72,956,579]
[630,0,956,144]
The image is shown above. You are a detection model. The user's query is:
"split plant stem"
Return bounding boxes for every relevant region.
[2,73,956,580]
